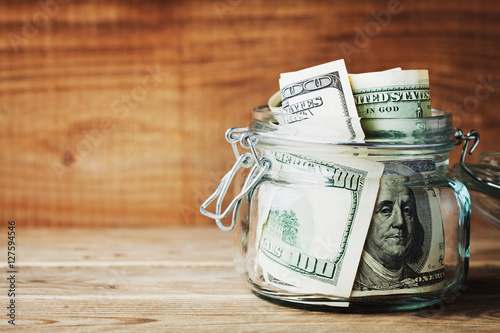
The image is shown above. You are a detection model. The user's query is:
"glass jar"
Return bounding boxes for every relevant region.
[201,107,473,312]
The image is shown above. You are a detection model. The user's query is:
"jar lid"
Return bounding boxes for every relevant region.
[452,151,500,228]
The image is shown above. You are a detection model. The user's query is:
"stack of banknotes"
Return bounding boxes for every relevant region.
[257,59,445,298]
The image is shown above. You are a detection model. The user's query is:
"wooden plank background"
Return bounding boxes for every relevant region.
[1,0,499,227]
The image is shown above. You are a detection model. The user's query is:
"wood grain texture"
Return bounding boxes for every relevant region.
[0,0,499,226]
[0,219,499,331]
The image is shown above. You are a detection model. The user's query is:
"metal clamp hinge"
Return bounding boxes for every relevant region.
[200,130,272,231]
[455,129,500,191]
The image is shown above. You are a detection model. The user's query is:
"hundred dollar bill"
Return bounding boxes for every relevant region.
[255,153,384,297]
[349,69,431,118]
[349,69,432,142]
[278,59,364,142]
[352,160,445,296]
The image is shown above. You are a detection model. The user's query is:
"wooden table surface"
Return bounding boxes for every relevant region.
[1,217,498,332]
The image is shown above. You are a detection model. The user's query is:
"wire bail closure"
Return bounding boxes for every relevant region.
[456,129,500,191]
[200,128,272,231]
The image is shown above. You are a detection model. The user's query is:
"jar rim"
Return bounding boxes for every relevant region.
[249,106,457,151]
[253,105,452,120]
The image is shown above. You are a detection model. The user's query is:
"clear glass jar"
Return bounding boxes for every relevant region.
[202,107,471,312]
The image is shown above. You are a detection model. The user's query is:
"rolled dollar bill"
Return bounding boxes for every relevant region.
[278,59,364,142]
[349,69,432,142]
[255,154,384,297]
[349,69,431,118]
[268,90,283,113]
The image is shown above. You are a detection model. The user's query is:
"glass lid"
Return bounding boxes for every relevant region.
[452,151,500,228]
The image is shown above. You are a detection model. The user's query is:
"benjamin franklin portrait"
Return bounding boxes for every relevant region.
[354,163,426,291]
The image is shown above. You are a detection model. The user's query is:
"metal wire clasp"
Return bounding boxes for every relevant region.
[200,128,271,231]
[455,129,500,190]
